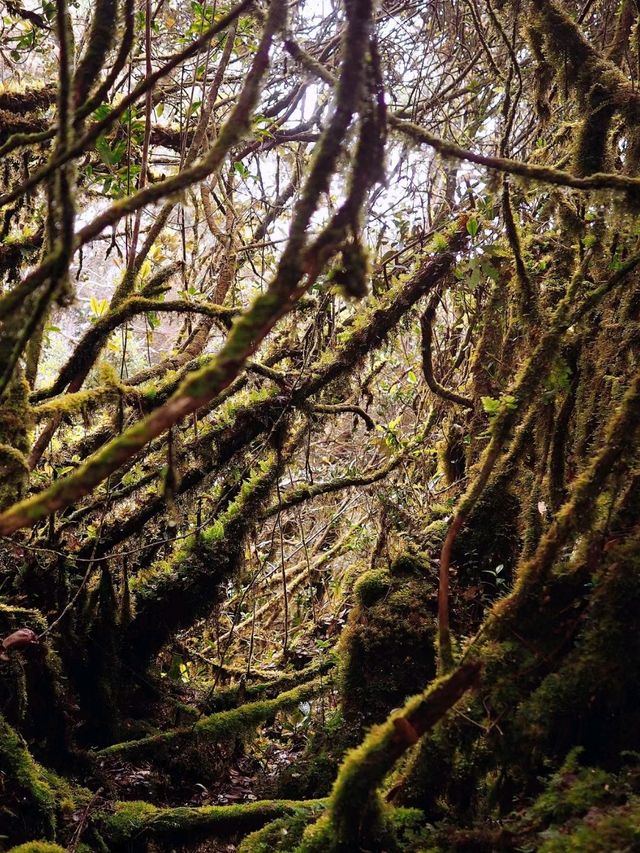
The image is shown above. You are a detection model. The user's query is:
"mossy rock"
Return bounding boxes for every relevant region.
[340,556,437,729]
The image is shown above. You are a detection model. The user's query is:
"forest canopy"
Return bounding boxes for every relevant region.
[2,0,640,850]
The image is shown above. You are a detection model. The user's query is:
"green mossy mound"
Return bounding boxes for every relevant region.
[340,554,438,730]
[0,716,57,842]
[0,716,83,847]
[353,567,392,607]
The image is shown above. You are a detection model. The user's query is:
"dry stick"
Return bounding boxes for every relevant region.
[123,0,153,281]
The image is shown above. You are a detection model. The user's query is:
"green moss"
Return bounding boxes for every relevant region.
[239,809,324,852]
[7,844,68,853]
[538,798,640,851]
[202,655,336,713]
[528,750,618,825]
[0,603,47,634]
[353,568,392,607]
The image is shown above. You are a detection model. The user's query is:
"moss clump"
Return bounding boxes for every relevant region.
[528,749,621,826]
[353,568,392,607]
[340,554,437,730]
[538,798,640,851]
[7,845,68,853]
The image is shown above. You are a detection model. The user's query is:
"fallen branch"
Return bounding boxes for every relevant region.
[97,676,329,760]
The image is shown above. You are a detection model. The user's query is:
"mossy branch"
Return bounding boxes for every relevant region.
[284,36,640,195]
[437,246,640,670]
[200,656,336,713]
[391,116,640,194]
[420,300,473,409]
[97,676,328,759]
[260,422,433,519]
[506,360,640,606]
[33,292,235,402]
[100,798,327,848]
[0,0,255,194]
[0,0,289,537]
[72,0,118,105]
[298,662,481,851]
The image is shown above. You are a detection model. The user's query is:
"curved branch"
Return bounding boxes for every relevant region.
[420,301,473,409]
[32,295,235,403]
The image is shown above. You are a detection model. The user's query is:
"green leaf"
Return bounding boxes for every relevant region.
[233,161,250,178]
[466,217,480,237]
[481,395,501,415]
[89,296,108,317]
